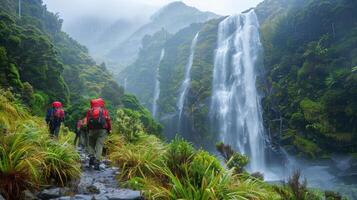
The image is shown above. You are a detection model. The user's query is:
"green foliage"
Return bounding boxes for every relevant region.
[227,153,249,174]
[0,0,126,129]
[114,108,144,142]
[293,135,321,158]
[216,142,249,174]
[0,132,42,200]
[166,136,195,177]
[258,0,357,155]
[189,150,223,186]
[109,133,166,181]
[121,94,162,137]
[0,91,80,199]
[108,110,277,199]
[42,141,81,186]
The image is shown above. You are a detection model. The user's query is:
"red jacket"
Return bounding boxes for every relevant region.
[86,107,111,131]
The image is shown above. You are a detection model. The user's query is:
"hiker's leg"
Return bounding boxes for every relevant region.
[87,130,98,156]
[74,131,79,146]
[80,130,86,147]
[49,124,55,138]
[94,129,108,161]
[84,131,89,153]
[53,126,60,138]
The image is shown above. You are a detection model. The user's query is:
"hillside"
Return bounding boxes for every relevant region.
[106,1,219,66]
[0,0,162,134]
[257,0,357,157]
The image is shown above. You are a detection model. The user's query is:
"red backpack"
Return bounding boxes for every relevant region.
[88,107,107,129]
[88,98,107,129]
[50,101,64,122]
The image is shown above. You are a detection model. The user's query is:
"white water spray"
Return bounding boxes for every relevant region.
[152,49,165,118]
[177,32,199,123]
[210,10,266,172]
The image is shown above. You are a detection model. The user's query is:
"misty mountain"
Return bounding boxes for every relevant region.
[106,1,220,66]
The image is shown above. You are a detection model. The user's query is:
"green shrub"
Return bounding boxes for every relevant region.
[216,142,249,174]
[109,133,166,180]
[189,150,223,186]
[166,136,195,176]
[42,141,81,186]
[227,152,249,174]
[0,133,43,200]
[114,109,144,142]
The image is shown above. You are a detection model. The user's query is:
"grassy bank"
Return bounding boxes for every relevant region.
[0,90,80,199]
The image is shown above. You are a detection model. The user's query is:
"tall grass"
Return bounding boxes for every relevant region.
[0,133,43,200]
[108,114,280,200]
[0,90,81,198]
[109,133,166,181]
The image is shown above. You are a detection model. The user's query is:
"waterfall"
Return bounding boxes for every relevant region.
[152,49,165,118]
[210,10,266,172]
[177,32,199,123]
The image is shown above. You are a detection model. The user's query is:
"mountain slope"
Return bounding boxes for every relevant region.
[257,0,357,156]
[106,1,219,66]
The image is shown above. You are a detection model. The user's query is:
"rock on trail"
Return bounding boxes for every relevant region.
[36,148,142,200]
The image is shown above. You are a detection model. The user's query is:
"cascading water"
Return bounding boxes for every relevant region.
[210,10,266,172]
[177,32,199,124]
[152,49,165,118]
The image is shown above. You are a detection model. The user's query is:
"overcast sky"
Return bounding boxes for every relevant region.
[43,0,263,25]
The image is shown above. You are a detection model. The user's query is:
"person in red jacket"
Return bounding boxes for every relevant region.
[86,98,111,170]
[45,101,65,138]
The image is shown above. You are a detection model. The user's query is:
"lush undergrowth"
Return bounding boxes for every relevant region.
[106,108,346,200]
[0,90,80,200]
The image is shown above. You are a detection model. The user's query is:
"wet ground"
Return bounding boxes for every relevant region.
[36,148,142,200]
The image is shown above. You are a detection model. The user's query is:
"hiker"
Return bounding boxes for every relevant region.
[74,118,88,148]
[74,119,82,146]
[45,101,65,138]
[86,98,111,170]
[80,117,88,149]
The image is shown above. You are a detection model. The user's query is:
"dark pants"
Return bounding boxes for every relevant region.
[49,125,60,138]
[74,130,80,146]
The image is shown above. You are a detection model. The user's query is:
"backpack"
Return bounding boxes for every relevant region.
[50,108,64,122]
[88,107,106,129]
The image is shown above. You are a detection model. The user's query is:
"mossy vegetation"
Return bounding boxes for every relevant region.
[0,90,80,199]
[257,0,357,156]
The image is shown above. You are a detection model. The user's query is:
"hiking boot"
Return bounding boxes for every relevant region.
[94,160,100,171]
[89,156,95,166]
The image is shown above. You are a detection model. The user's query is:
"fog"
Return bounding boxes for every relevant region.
[43,0,263,31]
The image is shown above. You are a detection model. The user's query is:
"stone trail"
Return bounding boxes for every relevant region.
[35,148,142,200]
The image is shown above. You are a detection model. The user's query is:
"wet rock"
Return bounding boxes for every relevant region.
[86,185,100,194]
[92,182,106,193]
[53,197,72,200]
[105,190,141,200]
[93,194,108,200]
[0,194,5,200]
[74,194,94,200]
[38,188,61,199]
[23,190,39,200]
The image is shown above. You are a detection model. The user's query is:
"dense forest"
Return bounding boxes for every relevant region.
[0,0,356,199]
